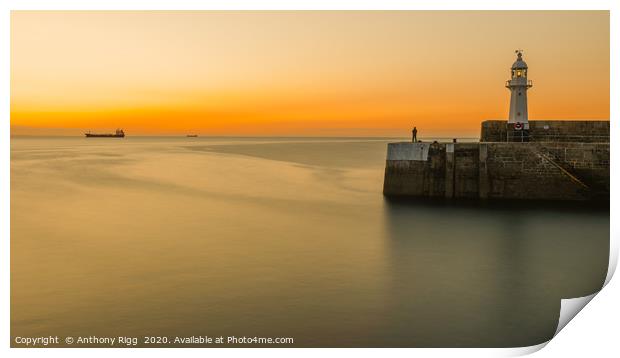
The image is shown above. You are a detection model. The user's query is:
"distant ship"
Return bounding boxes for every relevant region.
[85,129,125,138]
[186,134,198,137]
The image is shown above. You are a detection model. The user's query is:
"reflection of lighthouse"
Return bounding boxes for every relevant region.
[505,50,533,128]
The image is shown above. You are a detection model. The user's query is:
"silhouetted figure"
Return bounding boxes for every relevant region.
[412,127,418,143]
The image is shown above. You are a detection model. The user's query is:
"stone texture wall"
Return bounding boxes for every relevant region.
[481,120,609,143]
[453,144,480,198]
[480,121,508,142]
[382,143,446,197]
[383,141,609,201]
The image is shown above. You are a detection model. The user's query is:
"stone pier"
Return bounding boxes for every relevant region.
[383,141,609,201]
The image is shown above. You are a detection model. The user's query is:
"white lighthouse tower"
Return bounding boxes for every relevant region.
[505,50,533,127]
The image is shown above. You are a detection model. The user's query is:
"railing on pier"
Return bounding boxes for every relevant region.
[506,132,609,143]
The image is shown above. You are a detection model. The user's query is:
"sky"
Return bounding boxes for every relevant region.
[11,11,609,137]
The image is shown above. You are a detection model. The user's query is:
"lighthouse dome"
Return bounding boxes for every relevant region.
[511,51,528,69]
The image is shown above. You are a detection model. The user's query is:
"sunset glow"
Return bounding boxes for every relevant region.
[11,11,609,136]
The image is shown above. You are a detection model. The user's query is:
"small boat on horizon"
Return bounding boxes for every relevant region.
[186,134,198,137]
[85,129,125,138]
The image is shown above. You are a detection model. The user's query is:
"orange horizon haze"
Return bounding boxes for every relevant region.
[11,11,610,137]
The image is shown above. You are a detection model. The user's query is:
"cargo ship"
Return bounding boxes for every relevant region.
[85,129,125,138]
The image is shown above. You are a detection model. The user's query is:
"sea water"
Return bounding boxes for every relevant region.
[10,137,609,347]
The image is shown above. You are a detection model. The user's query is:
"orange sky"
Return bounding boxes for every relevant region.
[11,11,609,137]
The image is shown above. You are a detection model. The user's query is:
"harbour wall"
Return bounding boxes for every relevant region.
[481,120,610,143]
[383,141,609,201]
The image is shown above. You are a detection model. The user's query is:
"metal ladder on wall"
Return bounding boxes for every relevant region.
[535,152,590,190]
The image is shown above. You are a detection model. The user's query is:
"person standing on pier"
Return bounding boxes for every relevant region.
[412,126,418,143]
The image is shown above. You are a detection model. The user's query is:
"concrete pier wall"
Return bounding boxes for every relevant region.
[383,142,609,201]
[481,120,610,143]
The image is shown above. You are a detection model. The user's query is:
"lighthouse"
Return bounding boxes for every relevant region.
[505,50,533,128]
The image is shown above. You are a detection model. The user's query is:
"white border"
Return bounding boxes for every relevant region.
[2,1,617,357]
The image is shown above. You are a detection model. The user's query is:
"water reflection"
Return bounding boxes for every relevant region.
[382,198,608,347]
[11,137,608,347]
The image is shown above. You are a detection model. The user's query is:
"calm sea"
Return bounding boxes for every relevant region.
[10,137,609,347]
